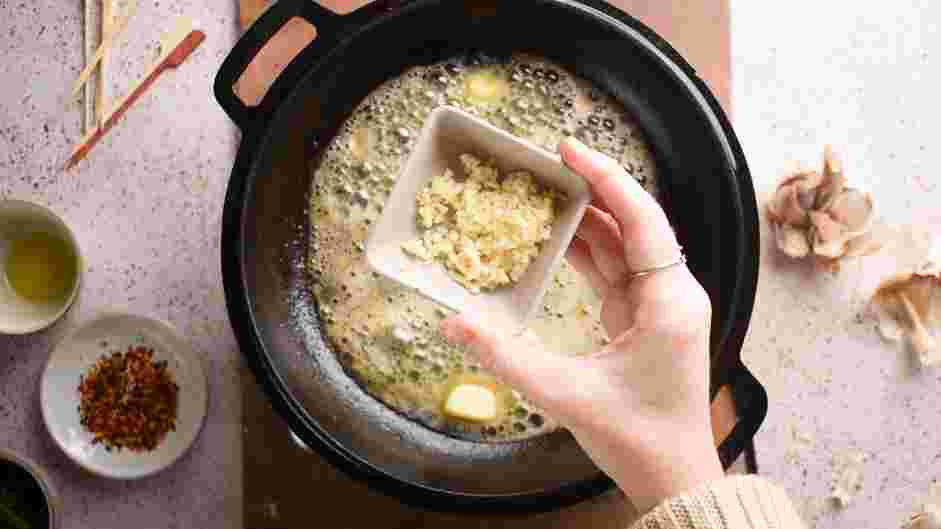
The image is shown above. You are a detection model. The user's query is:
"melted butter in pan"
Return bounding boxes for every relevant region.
[308,53,658,442]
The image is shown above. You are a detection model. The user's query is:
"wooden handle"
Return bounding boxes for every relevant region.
[710,384,738,447]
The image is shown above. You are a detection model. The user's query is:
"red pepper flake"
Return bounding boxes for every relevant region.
[78,346,179,452]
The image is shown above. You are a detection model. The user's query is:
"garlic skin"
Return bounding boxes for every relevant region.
[766,147,881,263]
[871,264,941,368]
[906,505,941,529]
[828,450,865,509]
[774,223,811,258]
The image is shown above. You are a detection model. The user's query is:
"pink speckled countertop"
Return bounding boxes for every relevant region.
[0,0,242,527]
[732,1,941,528]
[4,0,941,528]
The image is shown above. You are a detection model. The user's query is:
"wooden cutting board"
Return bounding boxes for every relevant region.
[238,0,406,30]
[239,0,271,30]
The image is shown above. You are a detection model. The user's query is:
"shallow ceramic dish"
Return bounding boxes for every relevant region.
[40,313,208,479]
[366,106,591,327]
[0,200,83,335]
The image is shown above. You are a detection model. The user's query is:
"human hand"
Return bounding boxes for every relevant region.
[440,137,723,513]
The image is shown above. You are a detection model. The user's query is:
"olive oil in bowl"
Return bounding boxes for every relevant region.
[1,199,83,334]
[5,232,79,304]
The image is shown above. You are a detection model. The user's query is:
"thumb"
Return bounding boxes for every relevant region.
[440,313,575,411]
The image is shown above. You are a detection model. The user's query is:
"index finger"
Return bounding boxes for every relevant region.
[560,137,682,272]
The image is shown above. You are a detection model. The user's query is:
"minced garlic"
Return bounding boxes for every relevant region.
[402,154,559,292]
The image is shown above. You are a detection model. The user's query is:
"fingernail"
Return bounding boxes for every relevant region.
[562,136,617,182]
[562,136,590,159]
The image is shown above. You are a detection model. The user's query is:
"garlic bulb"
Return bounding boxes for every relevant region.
[767,147,881,263]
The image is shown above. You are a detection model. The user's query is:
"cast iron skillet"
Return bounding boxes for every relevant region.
[215,0,766,512]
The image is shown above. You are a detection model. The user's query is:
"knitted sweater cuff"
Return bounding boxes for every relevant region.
[629,476,805,529]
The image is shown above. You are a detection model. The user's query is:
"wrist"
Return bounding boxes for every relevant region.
[614,426,724,513]
[571,416,723,514]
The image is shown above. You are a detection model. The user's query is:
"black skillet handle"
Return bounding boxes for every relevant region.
[715,364,768,469]
[214,0,379,132]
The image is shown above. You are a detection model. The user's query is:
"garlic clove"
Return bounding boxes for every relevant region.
[810,210,851,258]
[775,223,811,258]
[815,145,847,210]
[767,181,809,226]
[843,220,888,258]
[787,169,824,211]
[828,189,874,235]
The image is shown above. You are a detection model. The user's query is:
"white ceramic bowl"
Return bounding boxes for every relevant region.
[40,313,208,479]
[366,106,591,328]
[0,200,83,335]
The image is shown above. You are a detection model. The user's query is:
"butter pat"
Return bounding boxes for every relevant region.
[464,69,510,104]
[443,383,498,422]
